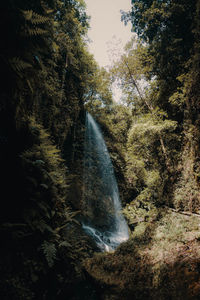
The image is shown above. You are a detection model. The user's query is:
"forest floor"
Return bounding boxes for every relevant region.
[84,207,200,300]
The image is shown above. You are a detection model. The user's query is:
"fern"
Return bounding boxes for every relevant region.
[59,240,72,248]
[9,57,32,74]
[22,10,50,24]
[21,10,33,20]
[21,10,49,38]
[26,27,47,36]
[31,11,50,24]
[26,79,34,94]
[41,240,57,267]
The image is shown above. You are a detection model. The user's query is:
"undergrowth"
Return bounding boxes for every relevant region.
[0,116,95,300]
[84,208,200,300]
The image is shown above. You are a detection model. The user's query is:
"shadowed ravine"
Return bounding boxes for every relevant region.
[82,112,129,251]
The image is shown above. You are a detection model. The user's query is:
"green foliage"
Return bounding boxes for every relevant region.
[126,154,146,191]
[84,209,200,299]
[122,0,196,119]
[168,1,200,213]
[0,0,100,299]
[82,2,200,299]
[1,0,200,299]
[84,66,113,108]
[107,33,181,208]
[22,10,50,24]
[173,147,200,212]
[9,57,33,74]
[41,240,57,267]
[127,114,177,159]
[124,111,178,206]
[107,0,199,212]
[109,36,152,106]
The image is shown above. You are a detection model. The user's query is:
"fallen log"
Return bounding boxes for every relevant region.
[165,207,200,218]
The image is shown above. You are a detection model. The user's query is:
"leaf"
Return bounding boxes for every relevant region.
[21,10,33,20]
[59,241,72,248]
[9,57,32,74]
[26,27,47,36]
[41,240,57,267]
[40,183,49,190]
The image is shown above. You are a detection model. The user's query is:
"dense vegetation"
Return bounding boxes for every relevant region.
[0,0,105,298]
[0,0,200,299]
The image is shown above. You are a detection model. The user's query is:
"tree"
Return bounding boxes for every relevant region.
[110,37,176,174]
[122,0,196,119]
[119,0,200,211]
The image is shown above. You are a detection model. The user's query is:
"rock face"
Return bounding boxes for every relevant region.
[82,112,129,251]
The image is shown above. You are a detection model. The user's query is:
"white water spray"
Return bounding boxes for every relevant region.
[82,112,129,251]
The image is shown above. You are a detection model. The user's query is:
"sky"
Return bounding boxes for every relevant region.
[85,0,133,68]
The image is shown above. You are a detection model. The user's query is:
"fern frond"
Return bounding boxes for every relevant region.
[36,219,53,233]
[22,10,50,24]
[41,240,57,267]
[21,10,33,20]
[59,240,72,248]
[45,9,54,15]
[26,79,33,93]
[9,57,32,75]
[31,11,50,24]
[26,27,47,36]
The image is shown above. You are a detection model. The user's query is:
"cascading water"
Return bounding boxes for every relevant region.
[82,112,129,252]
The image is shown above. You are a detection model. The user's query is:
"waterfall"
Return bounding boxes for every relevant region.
[82,112,129,252]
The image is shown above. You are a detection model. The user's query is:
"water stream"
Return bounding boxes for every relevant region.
[82,112,129,251]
